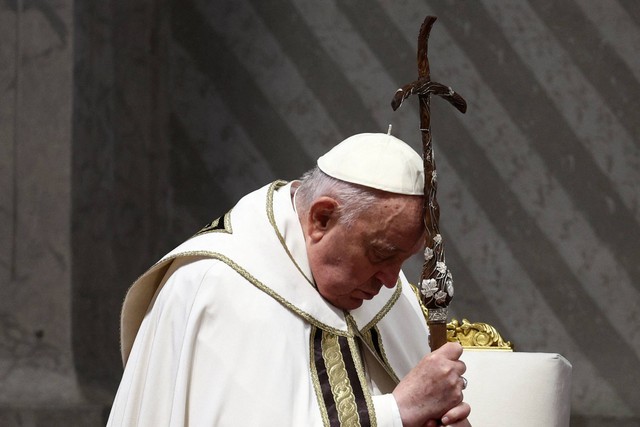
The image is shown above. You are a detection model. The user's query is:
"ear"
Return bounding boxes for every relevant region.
[307,197,339,242]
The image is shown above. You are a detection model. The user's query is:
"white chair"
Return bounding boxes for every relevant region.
[448,319,572,427]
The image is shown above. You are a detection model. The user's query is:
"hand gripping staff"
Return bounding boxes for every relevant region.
[391,16,467,350]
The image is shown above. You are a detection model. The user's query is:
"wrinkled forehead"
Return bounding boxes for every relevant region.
[363,195,425,244]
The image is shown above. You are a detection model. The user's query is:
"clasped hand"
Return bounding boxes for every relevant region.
[392,342,471,427]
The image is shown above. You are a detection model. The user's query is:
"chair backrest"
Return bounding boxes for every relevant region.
[461,351,572,427]
[446,318,572,427]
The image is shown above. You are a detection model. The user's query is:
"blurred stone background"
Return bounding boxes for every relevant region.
[1,0,639,425]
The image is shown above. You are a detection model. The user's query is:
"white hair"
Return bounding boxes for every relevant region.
[296,167,388,228]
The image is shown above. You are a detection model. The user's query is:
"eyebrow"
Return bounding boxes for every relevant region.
[372,241,402,255]
[371,230,427,256]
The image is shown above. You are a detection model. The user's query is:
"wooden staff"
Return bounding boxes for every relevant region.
[391,16,467,350]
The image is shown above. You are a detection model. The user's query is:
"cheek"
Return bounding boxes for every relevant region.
[310,238,376,296]
[315,264,348,291]
[321,263,377,295]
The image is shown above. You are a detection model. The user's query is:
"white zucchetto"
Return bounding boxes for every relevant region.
[317,133,424,195]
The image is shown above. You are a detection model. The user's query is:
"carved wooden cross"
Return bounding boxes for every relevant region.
[391,16,467,350]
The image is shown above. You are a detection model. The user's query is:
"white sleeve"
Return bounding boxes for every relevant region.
[371,393,403,427]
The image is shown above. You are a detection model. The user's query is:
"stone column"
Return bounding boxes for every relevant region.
[72,0,170,397]
[0,0,102,424]
[0,0,169,424]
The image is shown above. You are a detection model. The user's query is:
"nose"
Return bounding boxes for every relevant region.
[375,264,402,288]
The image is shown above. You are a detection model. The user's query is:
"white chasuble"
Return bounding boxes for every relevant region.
[108,181,430,427]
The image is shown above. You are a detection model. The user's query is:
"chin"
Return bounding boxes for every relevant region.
[335,298,364,311]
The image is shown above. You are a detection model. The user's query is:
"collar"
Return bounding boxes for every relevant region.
[271,181,315,287]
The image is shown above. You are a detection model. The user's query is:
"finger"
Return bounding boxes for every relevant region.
[441,401,471,426]
[436,342,463,360]
[443,420,471,427]
[453,359,466,376]
[444,358,466,379]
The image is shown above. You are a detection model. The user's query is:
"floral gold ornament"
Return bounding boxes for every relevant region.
[446,319,514,350]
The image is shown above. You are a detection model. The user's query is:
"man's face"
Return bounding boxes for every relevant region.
[306,195,425,310]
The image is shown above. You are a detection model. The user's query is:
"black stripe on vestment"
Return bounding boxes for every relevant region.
[338,336,371,427]
[314,328,340,427]
[369,327,384,362]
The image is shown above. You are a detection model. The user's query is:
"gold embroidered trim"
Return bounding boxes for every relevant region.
[322,333,361,426]
[150,251,349,337]
[347,313,399,386]
[266,180,316,288]
[358,280,402,335]
[345,333,377,427]
[348,280,403,386]
[360,325,398,385]
[311,327,377,427]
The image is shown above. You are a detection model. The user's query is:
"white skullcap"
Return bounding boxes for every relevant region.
[317,133,424,195]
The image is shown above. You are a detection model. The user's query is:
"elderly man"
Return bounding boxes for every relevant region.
[107,133,470,427]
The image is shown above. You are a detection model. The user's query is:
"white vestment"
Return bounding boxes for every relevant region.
[107,181,430,427]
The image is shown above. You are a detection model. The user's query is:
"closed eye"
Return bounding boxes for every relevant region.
[370,248,396,264]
